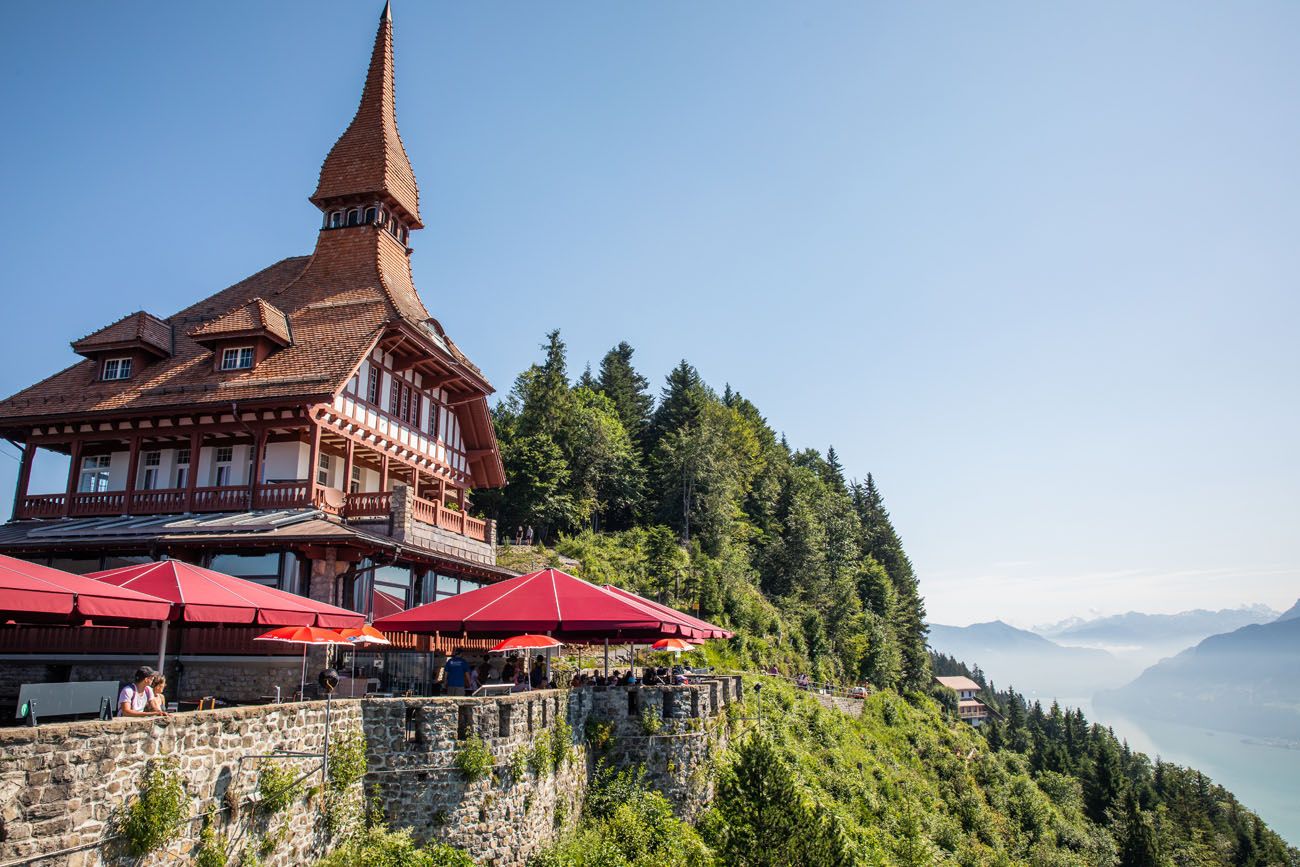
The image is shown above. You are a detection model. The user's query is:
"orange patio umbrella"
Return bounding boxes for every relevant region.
[254,626,351,699]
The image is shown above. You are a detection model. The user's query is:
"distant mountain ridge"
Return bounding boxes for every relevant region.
[1097,615,1300,740]
[927,620,1136,700]
[1037,605,1278,648]
[1275,599,1300,623]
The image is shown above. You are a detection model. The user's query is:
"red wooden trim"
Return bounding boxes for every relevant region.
[184,432,201,512]
[63,439,82,517]
[11,443,34,522]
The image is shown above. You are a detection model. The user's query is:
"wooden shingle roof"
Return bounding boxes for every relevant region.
[310,4,422,228]
[189,297,292,348]
[71,311,172,359]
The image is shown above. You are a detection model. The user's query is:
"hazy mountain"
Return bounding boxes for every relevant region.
[1097,616,1300,740]
[1038,605,1278,647]
[927,620,1139,701]
[1275,599,1300,623]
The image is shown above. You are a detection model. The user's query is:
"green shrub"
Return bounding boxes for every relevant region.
[528,738,553,776]
[583,718,615,752]
[327,726,368,793]
[640,707,663,735]
[257,761,303,816]
[453,735,494,783]
[119,756,188,856]
[549,718,573,770]
[192,805,228,867]
[316,825,474,866]
[509,747,529,782]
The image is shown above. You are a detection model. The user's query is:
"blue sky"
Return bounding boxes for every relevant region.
[0,1,1296,626]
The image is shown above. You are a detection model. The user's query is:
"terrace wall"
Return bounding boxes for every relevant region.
[0,677,742,867]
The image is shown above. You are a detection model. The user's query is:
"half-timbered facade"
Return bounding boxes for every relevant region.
[0,6,509,701]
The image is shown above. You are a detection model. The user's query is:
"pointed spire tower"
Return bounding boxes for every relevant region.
[311,1,423,234]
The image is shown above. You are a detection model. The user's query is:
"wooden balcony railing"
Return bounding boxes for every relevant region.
[17,484,488,542]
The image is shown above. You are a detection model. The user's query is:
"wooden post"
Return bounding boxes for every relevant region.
[11,441,35,521]
[379,453,389,491]
[184,432,201,512]
[63,439,82,517]
[342,438,355,496]
[307,421,322,500]
[251,426,268,508]
[123,435,141,515]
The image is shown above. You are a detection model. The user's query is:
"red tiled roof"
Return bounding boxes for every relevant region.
[935,676,983,692]
[71,310,172,359]
[310,6,422,228]
[189,297,292,347]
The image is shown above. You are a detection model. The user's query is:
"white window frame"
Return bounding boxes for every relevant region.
[174,448,190,489]
[316,453,331,486]
[140,450,161,490]
[220,346,255,371]
[78,455,112,493]
[102,357,133,381]
[350,464,362,494]
[213,446,234,486]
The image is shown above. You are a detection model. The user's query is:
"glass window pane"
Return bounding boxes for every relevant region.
[50,557,102,575]
[436,574,458,595]
[208,552,281,578]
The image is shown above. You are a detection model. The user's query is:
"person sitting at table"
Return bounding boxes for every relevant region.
[501,658,516,685]
[641,668,660,686]
[467,666,480,694]
[118,666,164,718]
[529,656,547,690]
[146,674,169,714]
[511,670,529,693]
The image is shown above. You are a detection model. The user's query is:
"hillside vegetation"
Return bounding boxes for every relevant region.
[469,333,1297,866]
[477,332,928,692]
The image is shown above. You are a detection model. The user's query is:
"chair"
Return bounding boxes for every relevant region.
[196,696,217,711]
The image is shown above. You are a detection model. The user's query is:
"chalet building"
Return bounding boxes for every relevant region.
[0,5,510,701]
[935,675,992,726]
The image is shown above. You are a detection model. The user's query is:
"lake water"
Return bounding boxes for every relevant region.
[1065,697,1300,847]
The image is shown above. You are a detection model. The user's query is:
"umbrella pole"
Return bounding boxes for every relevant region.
[155,620,169,673]
[603,638,609,679]
[300,646,307,700]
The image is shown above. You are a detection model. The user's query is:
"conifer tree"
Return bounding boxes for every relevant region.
[595,341,654,452]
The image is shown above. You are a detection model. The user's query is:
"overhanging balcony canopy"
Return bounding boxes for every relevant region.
[0,554,171,625]
[373,567,716,642]
[87,560,364,629]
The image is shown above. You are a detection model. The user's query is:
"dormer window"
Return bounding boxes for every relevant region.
[102,357,133,381]
[364,206,378,224]
[329,211,344,229]
[220,346,255,371]
[347,208,362,226]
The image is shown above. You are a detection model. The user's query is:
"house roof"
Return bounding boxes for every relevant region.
[71,310,172,359]
[189,297,292,348]
[0,7,503,488]
[310,3,422,228]
[936,675,983,692]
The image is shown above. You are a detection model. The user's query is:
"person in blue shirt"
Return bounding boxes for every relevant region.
[443,648,469,696]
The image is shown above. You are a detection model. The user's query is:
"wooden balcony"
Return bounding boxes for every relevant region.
[16,483,489,543]
[343,491,488,542]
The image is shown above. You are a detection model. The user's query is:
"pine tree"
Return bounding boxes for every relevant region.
[595,341,654,452]
[649,360,708,451]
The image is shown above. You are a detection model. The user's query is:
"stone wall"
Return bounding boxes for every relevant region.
[0,676,742,867]
[0,700,361,867]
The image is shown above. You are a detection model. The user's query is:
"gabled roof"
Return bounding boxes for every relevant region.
[71,310,172,359]
[310,3,422,228]
[935,675,983,692]
[189,297,292,348]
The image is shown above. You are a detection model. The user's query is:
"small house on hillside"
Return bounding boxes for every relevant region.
[935,675,991,726]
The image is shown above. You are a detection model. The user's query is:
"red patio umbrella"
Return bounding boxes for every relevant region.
[0,554,170,625]
[373,568,702,642]
[602,585,733,639]
[490,634,563,652]
[651,638,695,652]
[254,626,352,699]
[88,560,364,671]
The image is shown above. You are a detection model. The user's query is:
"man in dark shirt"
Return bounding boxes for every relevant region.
[529,655,546,689]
